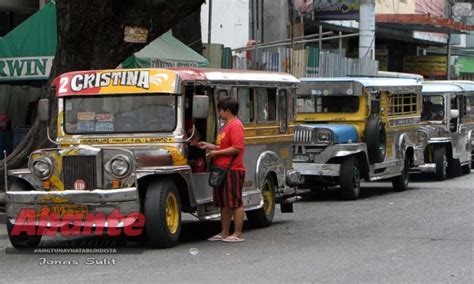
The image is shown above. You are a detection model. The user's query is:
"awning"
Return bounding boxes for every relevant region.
[0,3,208,82]
[376,14,474,34]
[122,31,209,68]
[0,2,56,81]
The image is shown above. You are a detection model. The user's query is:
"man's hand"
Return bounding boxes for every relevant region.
[206,150,218,159]
[196,141,211,150]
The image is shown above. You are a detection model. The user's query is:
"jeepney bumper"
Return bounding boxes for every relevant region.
[414,163,436,173]
[5,187,140,227]
[293,162,341,177]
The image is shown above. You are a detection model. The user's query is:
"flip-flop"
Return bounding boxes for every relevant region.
[207,234,225,241]
[222,236,245,243]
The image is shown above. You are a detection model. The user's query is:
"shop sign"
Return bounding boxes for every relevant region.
[403,56,447,77]
[312,0,360,20]
[0,56,53,81]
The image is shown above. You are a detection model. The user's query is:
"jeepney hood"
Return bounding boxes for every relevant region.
[299,124,358,143]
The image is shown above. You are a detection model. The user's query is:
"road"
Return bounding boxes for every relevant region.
[0,173,472,283]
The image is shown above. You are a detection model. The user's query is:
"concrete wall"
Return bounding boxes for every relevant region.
[200,0,250,50]
[262,0,289,43]
[375,0,415,14]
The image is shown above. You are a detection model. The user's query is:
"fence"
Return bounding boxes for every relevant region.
[233,47,378,78]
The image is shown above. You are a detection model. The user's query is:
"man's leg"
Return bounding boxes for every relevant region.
[219,207,232,237]
[231,206,245,238]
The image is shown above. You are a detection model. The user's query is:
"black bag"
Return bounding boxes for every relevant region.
[208,156,236,187]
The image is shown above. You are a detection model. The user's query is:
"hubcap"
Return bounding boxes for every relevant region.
[262,181,274,215]
[166,192,179,234]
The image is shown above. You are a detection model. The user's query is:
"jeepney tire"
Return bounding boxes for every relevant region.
[246,176,276,228]
[365,116,386,164]
[433,146,448,181]
[392,156,410,192]
[338,157,361,201]
[144,179,182,249]
[7,218,42,248]
[462,164,471,175]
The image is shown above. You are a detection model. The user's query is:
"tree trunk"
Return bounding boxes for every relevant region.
[172,8,203,54]
[0,0,205,191]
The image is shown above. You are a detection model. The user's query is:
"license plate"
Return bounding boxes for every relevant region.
[47,205,88,217]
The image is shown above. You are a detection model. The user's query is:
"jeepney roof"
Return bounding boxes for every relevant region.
[422,81,464,94]
[298,77,422,96]
[170,67,300,84]
[55,68,299,97]
[300,77,422,88]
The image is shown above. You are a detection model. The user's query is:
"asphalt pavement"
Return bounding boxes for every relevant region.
[0,173,472,283]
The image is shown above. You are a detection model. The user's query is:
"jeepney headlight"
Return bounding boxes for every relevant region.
[109,155,131,178]
[32,158,53,180]
[316,130,332,143]
[417,130,428,142]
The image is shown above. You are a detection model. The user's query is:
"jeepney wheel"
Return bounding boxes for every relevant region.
[366,116,386,164]
[433,146,447,181]
[392,156,410,191]
[246,176,276,228]
[6,180,42,248]
[462,164,471,174]
[339,157,361,200]
[144,179,181,248]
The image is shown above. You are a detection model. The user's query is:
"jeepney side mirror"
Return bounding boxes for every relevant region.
[38,98,50,122]
[450,109,459,119]
[192,95,209,119]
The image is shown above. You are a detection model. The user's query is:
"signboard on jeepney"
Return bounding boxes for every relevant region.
[56,69,179,96]
[403,56,447,77]
[0,56,53,81]
[311,0,360,20]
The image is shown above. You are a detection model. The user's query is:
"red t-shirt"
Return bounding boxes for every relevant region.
[214,118,245,171]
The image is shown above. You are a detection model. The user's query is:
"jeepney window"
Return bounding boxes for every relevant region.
[278,89,288,133]
[463,97,474,117]
[421,95,444,121]
[64,94,177,134]
[236,87,254,123]
[296,95,359,113]
[256,88,276,122]
[217,89,228,99]
[388,93,418,116]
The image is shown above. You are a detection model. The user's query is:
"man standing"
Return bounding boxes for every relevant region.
[197,97,246,242]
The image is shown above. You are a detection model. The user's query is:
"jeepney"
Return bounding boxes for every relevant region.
[450,80,474,167]
[4,68,301,248]
[293,77,423,200]
[415,81,472,180]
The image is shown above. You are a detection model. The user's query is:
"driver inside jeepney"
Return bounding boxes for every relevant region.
[421,96,444,121]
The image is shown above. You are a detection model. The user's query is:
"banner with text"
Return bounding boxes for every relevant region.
[0,56,53,81]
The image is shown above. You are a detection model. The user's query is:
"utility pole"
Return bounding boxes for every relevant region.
[207,0,212,45]
[359,0,375,59]
[447,0,455,80]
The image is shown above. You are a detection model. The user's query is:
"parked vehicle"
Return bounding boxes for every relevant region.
[4,68,302,248]
[415,81,472,180]
[293,77,423,200]
[450,81,474,168]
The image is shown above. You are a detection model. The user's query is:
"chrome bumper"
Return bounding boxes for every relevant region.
[415,163,436,173]
[5,187,140,221]
[293,162,341,177]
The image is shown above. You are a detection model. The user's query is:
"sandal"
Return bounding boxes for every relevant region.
[207,234,225,241]
[222,235,245,243]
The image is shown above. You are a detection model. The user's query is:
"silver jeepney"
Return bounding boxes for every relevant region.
[293,77,424,200]
[415,81,472,179]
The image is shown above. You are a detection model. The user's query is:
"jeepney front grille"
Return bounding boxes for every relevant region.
[294,128,314,144]
[63,156,97,190]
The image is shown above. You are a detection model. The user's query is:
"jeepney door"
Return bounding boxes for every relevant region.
[450,94,469,157]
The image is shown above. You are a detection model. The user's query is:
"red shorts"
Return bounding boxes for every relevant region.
[213,170,245,209]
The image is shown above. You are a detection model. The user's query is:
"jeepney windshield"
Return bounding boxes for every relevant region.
[64,94,177,134]
[296,95,359,113]
[421,95,444,121]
